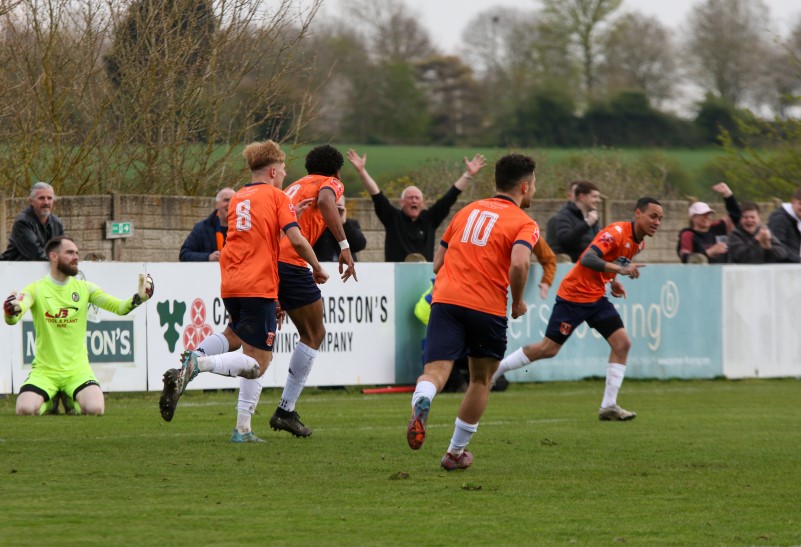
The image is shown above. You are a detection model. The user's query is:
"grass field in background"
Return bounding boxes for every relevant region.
[283,145,724,198]
[2,379,799,545]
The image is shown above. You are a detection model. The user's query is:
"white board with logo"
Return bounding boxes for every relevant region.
[144,262,397,391]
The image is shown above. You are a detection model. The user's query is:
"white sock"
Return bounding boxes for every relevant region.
[601,363,626,409]
[492,347,530,382]
[411,380,437,409]
[198,352,260,379]
[447,417,478,456]
[278,342,317,412]
[196,333,229,357]
[235,374,264,433]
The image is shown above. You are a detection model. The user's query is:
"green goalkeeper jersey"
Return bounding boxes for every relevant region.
[5,274,135,373]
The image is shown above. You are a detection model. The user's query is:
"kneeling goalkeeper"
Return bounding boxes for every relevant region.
[4,235,154,416]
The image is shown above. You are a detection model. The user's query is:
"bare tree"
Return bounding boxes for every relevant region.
[0,0,115,196]
[540,0,623,99]
[598,12,678,107]
[341,0,436,63]
[684,0,771,106]
[0,0,324,196]
[461,6,574,84]
[755,16,801,118]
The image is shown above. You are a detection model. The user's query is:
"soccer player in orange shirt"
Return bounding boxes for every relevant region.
[158,141,329,443]
[267,144,357,438]
[406,154,539,471]
[492,197,664,421]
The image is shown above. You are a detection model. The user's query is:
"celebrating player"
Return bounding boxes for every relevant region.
[4,235,154,416]
[158,140,329,444]
[406,153,539,470]
[267,144,357,437]
[492,197,664,421]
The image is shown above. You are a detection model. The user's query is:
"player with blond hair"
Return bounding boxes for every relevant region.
[159,140,329,443]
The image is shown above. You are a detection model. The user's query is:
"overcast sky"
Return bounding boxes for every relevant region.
[323,0,801,55]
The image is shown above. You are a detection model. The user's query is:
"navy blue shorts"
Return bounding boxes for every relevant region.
[544,296,624,345]
[424,303,508,363]
[223,297,277,351]
[278,262,322,311]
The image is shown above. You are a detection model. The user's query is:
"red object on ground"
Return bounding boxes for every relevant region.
[361,386,415,394]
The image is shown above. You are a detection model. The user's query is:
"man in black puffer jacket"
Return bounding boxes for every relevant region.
[1,182,64,261]
[767,188,801,263]
[546,180,601,262]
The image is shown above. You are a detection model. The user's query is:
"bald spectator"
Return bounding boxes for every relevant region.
[347,149,486,261]
[179,188,235,262]
[1,182,64,261]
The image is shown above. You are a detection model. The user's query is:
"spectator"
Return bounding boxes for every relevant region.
[729,202,790,264]
[179,187,235,262]
[677,182,741,264]
[313,195,367,262]
[767,188,801,263]
[1,182,64,261]
[347,149,486,261]
[546,180,601,262]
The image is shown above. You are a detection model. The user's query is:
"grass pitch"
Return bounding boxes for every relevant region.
[1,379,799,546]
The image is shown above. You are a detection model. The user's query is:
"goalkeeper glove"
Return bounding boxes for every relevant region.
[131,274,154,308]
[4,291,21,317]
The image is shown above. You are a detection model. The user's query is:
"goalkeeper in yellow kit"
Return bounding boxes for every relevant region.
[3,235,154,416]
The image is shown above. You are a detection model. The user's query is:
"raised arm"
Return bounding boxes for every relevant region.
[453,153,487,192]
[347,149,380,196]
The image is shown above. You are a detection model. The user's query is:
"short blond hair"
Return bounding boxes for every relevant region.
[243,140,285,171]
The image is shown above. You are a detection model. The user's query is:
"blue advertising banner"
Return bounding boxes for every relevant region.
[505,264,723,381]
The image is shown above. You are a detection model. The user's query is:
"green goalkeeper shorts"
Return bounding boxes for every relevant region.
[19,364,100,405]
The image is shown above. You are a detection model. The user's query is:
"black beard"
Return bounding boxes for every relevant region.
[57,261,79,277]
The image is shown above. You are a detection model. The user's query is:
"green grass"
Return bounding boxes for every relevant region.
[284,144,724,198]
[2,379,799,545]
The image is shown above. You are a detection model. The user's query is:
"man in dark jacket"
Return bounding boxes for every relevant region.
[179,188,235,262]
[546,180,601,262]
[313,195,367,262]
[729,202,790,264]
[767,188,801,263]
[1,182,64,261]
[347,149,486,261]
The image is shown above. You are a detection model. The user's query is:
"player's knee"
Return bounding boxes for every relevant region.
[81,402,104,416]
[16,404,38,416]
[612,333,632,354]
[537,341,560,359]
[309,324,326,348]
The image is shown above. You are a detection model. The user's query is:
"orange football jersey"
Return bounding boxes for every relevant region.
[432,196,540,316]
[557,221,645,303]
[278,174,345,267]
[220,183,299,298]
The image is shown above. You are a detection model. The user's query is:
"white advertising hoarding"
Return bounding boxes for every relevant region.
[144,262,397,390]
